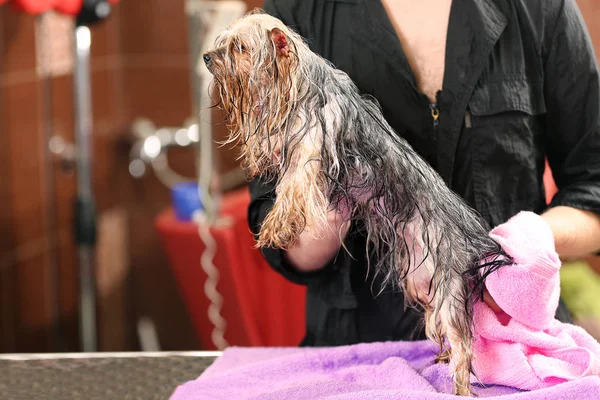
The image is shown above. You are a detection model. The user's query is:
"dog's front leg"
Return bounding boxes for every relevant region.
[256,146,328,250]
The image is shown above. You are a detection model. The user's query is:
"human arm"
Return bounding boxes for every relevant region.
[484,0,600,310]
[282,209,351,272]
[541,0,600,260]
[248,177,350,282]
[541,207,600,261]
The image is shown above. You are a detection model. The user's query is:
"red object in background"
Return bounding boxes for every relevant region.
[9,0,54,14]
[5,0,120,16]
[155,187,307,350]
[52,0,82,15]
[543,160,558,204]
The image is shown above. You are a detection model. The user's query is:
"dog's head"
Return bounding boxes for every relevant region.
[203,10,305,179]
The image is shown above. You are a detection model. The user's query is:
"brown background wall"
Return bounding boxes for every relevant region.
[0,0,598,353]
[0,0,262,353]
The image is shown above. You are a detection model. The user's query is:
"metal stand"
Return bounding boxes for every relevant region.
[186,0,247,223]
[186,0,246,350]
[72,0,113,353]
[73,24,97,353]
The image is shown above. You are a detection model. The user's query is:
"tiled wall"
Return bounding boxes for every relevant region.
[1,7,129,352]
[0,0,599,353]
[0,0,257,353]
[0,10,78,352]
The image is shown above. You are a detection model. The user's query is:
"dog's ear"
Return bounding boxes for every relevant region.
[270,28,290,57]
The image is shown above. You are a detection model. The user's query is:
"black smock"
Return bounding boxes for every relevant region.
[247,0,600,346]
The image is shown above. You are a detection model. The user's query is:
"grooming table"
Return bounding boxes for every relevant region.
[0,351,219,400]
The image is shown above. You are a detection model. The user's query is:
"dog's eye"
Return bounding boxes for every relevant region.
[239,44,246,53]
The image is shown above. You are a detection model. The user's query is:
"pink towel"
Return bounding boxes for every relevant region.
[472,211,600,390]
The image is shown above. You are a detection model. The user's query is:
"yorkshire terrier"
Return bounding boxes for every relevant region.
[203,10,512,396]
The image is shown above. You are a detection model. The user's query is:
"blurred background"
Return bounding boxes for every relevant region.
[0,0,599,355]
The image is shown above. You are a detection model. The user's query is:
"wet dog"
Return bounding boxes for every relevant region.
[203,10,511,395]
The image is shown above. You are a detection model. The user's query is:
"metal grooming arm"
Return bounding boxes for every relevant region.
[185,0,247,223]
[128,1,247,221]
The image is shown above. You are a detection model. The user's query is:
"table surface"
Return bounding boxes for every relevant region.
[0,352,220,400]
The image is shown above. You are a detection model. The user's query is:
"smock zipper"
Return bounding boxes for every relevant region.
[431,90,442,130]
[430,103,440,128]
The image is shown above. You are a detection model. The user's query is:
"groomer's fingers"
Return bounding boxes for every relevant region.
[483,286,503,313]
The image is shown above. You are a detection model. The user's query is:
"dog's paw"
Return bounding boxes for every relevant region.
[256,226,297,249]
[256,206,305,250]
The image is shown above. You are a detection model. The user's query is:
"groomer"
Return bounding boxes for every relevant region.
[248,0,600,346]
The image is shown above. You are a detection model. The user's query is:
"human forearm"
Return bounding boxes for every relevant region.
[541,206,600,260]
[283,209,351,272]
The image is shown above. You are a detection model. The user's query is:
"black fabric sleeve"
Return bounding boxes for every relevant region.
[262,0,279,17]
[543,0,600,221]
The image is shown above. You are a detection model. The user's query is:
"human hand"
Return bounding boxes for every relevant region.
[483,286,503,313]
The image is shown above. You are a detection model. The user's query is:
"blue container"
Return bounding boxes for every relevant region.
[171,182,204,221]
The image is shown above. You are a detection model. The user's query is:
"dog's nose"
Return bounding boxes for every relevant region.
[203,54,211,65]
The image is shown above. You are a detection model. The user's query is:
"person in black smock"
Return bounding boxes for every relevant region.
[247,0,600,347]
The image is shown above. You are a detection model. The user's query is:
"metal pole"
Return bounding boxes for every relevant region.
[73,25,97,353]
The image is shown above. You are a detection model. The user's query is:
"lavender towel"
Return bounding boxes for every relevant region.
[169,340,600,399]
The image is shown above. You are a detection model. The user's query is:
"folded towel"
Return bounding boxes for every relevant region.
[169,340,600,399]
[472,211,600,390]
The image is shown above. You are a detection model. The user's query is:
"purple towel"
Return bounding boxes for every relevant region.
[169,340,600,399]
